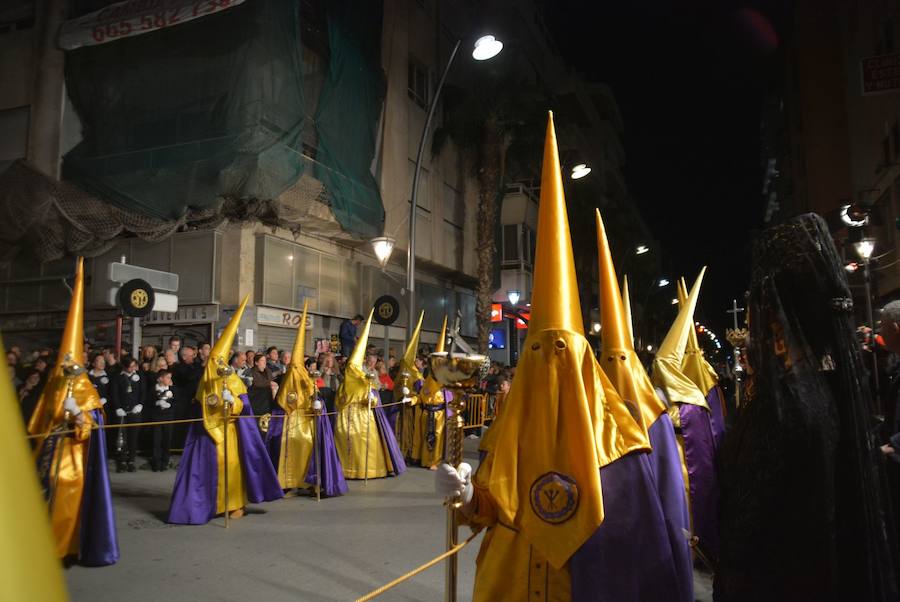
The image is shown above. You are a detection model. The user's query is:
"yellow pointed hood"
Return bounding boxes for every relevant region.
[435,315,448,353]
[400,311,424,383]
[2,333,69,601]
[622,275,635,344]
[651,269,707,407]
[680,277,718,395]
[29,257,100,438]
[475,113,649,571]
[277,300,316,413]
[596,209,667,429]
[337,309,375,409]
[528,113,583,335]
[198,295,249,443]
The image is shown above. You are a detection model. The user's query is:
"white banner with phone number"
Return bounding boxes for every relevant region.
[59,0,246,50]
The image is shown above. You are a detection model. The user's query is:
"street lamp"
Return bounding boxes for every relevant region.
[407,34,503,353]
[658,278,670,288]
[670,298,678,305]
[371,236,395,268]
[570,163,592,179]
[635,244,649,255]
[854,236,880,414]
[591,321,601,334]
[507,290,521,306]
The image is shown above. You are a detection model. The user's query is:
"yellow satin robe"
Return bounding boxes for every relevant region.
[335,389,393,479]
[215,396,246,514]
[278,407,316,488]
[414,378,446,468]
[43,415,94,558]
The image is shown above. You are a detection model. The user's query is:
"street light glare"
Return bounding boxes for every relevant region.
[635,245,649,255]
[472,35,503,60]
[371,236,395,268]
[570,163,592,179]
[854,238,876,261]
[671,298,678,305]
[507,289,521,306]
[591,322,601,334]
[658,278,670,287]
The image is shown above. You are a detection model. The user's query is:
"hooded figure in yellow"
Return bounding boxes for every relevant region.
[273,300,348,497]
[28,257,119,566]
[678,277,726,446]
[335,310,406,479]
[652,270,720,561]
[396,311,424,460]
[435,113,685,601]
[168,297,283,524]
[596,209,694,601]
[413,315,451,468]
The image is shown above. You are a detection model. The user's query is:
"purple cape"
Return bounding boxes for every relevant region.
[570,451,685,601]
[706,385,726,447]
[679,402,719,559]
[373,403,406,475]
[304,414,349,497]
[167,395,284,525]
[78,409,120,566]
[264,408,284,470]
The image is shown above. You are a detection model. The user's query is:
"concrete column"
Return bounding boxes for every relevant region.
[26,0,67,179]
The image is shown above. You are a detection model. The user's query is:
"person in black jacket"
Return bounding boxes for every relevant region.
[111,357,145,473]
[170,346,203,448]
[149,369,175,472]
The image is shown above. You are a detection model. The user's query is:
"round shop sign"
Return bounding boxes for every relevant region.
[373,295,400,326]
[118,278,155,318]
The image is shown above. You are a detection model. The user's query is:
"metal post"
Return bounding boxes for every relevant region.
[132,317,141,360]
[864,259,881,414]
[407,39,462,346]
[223,395,230,529]
[114,315,123,361]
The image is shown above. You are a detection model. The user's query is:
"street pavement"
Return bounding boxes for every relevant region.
[66,438,714,601]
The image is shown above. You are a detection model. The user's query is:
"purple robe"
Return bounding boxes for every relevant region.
[571,451,684,601]
[304,414,349,497]
[679,402,718,559]
[264,408,284,470]
[706,386,726,447]
[78,409,120,566]
[373,403,406,475]
[167,395,284,525]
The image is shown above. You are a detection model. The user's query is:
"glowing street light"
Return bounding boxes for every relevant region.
[658,278,670,288]
[591,322,601,334]
[635,245,649,255]
[370,236,395,268]
[507,290,521,306]
[570,163,592,179]
[854,238,876,261]
[671,298,679,305]
[472,35,503,61]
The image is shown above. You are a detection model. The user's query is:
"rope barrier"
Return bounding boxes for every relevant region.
[353,531,480,602]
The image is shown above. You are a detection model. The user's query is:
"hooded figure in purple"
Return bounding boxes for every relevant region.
[168,296,283,524]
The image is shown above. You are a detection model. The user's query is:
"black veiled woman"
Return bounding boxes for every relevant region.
[716,213,898,601]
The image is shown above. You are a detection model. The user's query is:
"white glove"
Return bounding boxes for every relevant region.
[100,397,108,406]
[312,399,323,411]
[159,400,171,410]
[435,462,473,504]
[63,396,82,417]
[222,388,234,403]
[115,408,127,418]
[132,404,143,414]
[164,390,173,399]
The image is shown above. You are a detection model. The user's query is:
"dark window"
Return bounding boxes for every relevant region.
[503,224,519,263]
[408,58,429,110]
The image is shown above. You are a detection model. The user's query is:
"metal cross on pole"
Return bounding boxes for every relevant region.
[726,299,745,331]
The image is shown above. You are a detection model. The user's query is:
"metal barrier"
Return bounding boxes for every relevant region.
[464,393,488,429]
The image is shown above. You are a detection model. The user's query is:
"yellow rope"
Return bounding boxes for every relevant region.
[354,531,479,602]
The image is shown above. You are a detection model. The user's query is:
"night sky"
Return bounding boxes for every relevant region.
[543,1,791,336]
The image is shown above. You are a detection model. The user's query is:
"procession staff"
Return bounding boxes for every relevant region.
[436,113,682,600]
[335,310,406,479]
[28,258,118,566]
[167,296,283,525]
[651,269,720,562]
[276,299,347,497]
[595,208,693,601]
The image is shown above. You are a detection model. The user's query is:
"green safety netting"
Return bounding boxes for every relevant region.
[62,0,385,240]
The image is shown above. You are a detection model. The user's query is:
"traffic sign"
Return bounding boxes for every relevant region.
[108,262,178,292]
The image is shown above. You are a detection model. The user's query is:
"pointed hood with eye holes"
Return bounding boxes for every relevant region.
[596,208,668,431]
[476,112,648,571]
[677,278,719,395]
[651,269,708,408]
